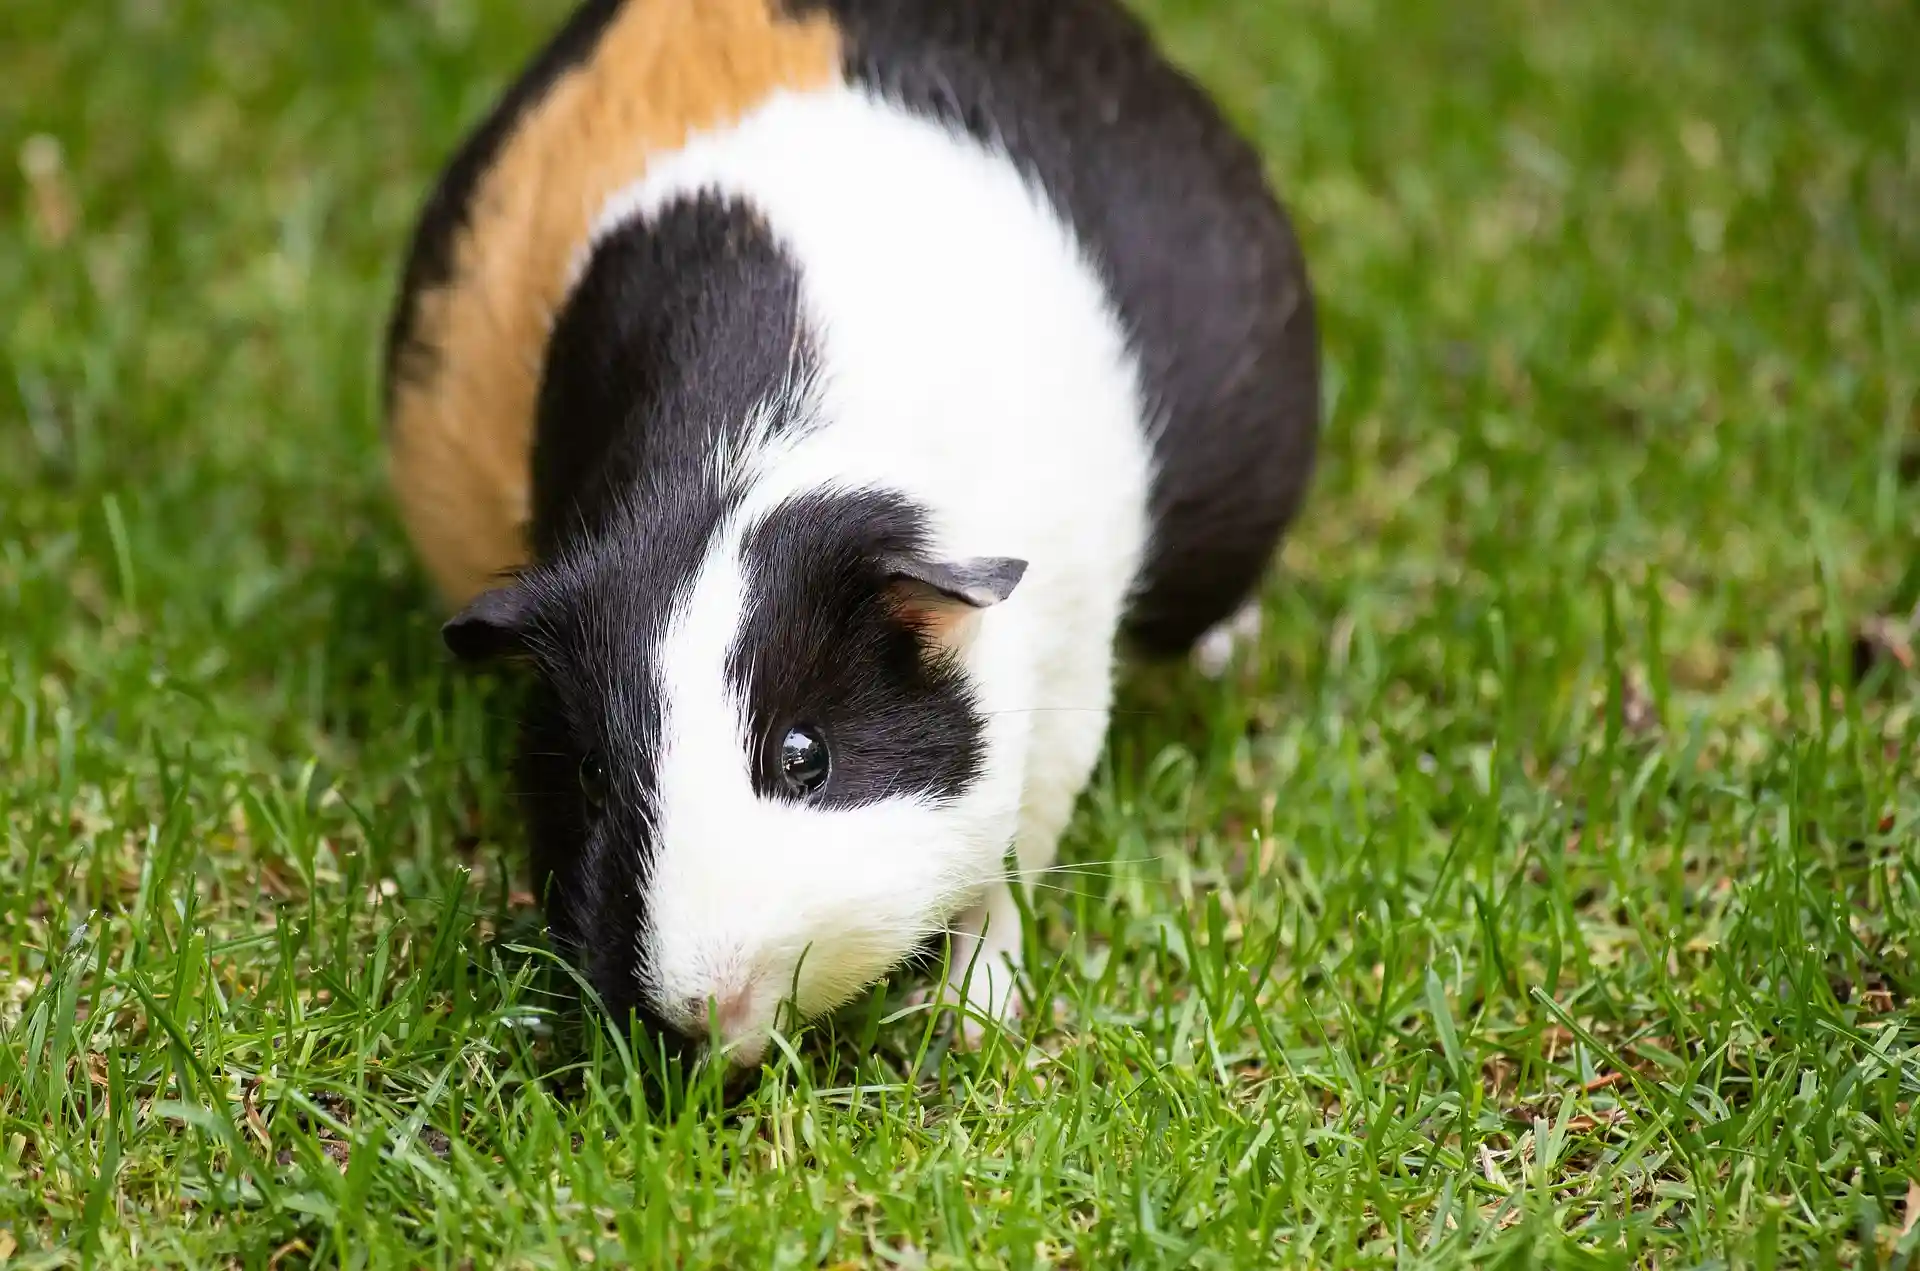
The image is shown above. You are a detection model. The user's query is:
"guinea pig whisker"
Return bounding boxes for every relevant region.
[1002,862,1131,880]
[992,879,1088,898]
[994,868,1118,888]
[980,707,1117,717]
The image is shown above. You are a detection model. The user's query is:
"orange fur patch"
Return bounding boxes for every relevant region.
[886,583,986,656]
[388,0,842,609]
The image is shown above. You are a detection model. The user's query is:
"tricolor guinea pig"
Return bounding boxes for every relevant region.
[383,0,1319,1066]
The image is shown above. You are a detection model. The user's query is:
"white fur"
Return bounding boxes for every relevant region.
[600,86,1154,1064]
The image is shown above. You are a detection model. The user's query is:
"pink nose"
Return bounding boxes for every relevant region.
[683,986,753,1040]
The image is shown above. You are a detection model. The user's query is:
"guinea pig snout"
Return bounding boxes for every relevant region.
[676,983,755,1039]
[655,960,769,1054]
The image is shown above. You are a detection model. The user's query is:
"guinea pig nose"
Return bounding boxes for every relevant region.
[683,986,754,1038]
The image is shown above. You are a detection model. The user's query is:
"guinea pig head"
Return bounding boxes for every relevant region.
[443,490,1026,1066]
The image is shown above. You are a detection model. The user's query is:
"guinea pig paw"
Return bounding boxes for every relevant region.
[955,1013,993,1051]
[903,968,1026,1050]
[953,971,1028,1049]
[950,998,1016,1052]
[1191,600,1263,679]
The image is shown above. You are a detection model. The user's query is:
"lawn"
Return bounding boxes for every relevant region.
[4,0,1919,1264]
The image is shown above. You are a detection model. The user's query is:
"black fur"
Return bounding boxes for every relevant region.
[440,195,814,1032]
[382,0,627,411]
[732,490,992,808]
[787,0,1321,654]
[530,192,810,552]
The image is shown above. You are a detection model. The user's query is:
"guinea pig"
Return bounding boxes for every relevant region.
[382,0,1319,1067]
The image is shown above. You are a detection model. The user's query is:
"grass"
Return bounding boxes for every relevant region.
[3,0,1919,1264]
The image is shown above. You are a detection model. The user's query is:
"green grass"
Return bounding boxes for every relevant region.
[4,0,1919,1264]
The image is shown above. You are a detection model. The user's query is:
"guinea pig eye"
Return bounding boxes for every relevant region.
[578,753,610,810]
[778,726,830,797]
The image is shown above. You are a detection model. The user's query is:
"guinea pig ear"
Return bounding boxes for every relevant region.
[442,581,537,662]
[881,554,1027,646]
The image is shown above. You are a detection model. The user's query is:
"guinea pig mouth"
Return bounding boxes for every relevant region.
[661,974,780,1066]
[714,1032,771,1069]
